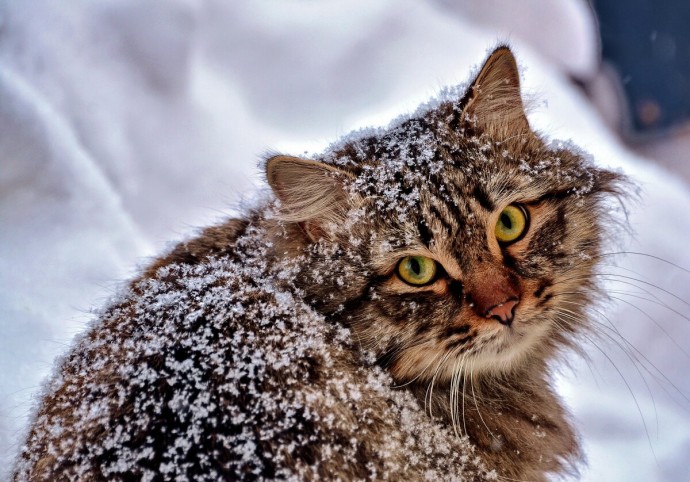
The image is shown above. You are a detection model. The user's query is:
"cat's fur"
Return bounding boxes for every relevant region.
[14,47,623,481]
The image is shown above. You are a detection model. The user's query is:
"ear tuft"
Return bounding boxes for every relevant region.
[266,155,354,241]
[460,46,533,143]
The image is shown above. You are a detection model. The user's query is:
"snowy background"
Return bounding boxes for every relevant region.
[2,1,689,480]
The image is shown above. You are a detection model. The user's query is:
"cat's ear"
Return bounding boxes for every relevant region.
[459,46,534,143]
[266,155,355,242]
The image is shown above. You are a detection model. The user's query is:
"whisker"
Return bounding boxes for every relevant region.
[391,347,445,389]
[594,273,690,310]
[554,312,659,462]
[426,350,453,419]
[461,354,469,439]
[589,315,690,411]
[493,472,534,482]
[607,294,690,359]
[469,362,496,441]
[557,306,661,436]
[555,296,690,408]
[599,251,690,276]
[450,355,461,438]
[551,287,690,359]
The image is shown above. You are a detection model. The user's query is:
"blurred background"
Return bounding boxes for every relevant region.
[1,1,689,480]
[587,0,690,182]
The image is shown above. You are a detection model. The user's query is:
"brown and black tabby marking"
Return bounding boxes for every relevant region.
[14,47,624,481]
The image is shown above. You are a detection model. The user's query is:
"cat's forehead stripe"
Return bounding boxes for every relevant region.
[470,185,496,212]
[416,219,434,248]
[426,196,458,238]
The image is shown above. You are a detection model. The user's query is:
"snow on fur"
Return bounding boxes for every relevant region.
[15,224,492,481]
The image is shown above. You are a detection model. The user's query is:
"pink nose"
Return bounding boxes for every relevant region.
[485,298,519,326]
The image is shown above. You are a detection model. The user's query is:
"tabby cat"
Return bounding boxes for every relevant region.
[14,46,623,481]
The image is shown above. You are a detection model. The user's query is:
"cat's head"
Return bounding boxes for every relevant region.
[266,47,623,382]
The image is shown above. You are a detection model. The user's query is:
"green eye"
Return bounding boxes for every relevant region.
[397,256,438,286]
[495,204,528,244]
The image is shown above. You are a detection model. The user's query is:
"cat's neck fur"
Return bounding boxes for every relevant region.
[419,364,579,481]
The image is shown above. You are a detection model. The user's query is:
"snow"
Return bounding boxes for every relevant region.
[1,1,689,481]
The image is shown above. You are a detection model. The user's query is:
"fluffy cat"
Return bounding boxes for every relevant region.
[14,46,623,481]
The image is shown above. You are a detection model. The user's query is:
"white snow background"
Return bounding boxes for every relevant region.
[1,1,689,480]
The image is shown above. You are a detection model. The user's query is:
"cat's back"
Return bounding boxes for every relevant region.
[14,217,489,482]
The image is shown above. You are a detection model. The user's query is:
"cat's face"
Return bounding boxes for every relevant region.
[268,47,622,383]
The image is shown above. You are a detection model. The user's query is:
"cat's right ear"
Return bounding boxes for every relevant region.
[266,155,355,242]
[457,46,536,146]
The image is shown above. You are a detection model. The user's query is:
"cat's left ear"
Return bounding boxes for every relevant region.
[266,155,355,242]
[459,46,535,144]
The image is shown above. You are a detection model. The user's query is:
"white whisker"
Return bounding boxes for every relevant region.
[553,311,659,463]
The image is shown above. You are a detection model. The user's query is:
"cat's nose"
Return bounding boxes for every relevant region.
[464,265,520,325]
[485,298,519,326]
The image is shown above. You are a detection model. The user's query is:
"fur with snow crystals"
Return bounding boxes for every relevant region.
[15,47,623,481]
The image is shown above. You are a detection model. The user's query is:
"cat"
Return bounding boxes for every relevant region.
[13,46,624,482]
